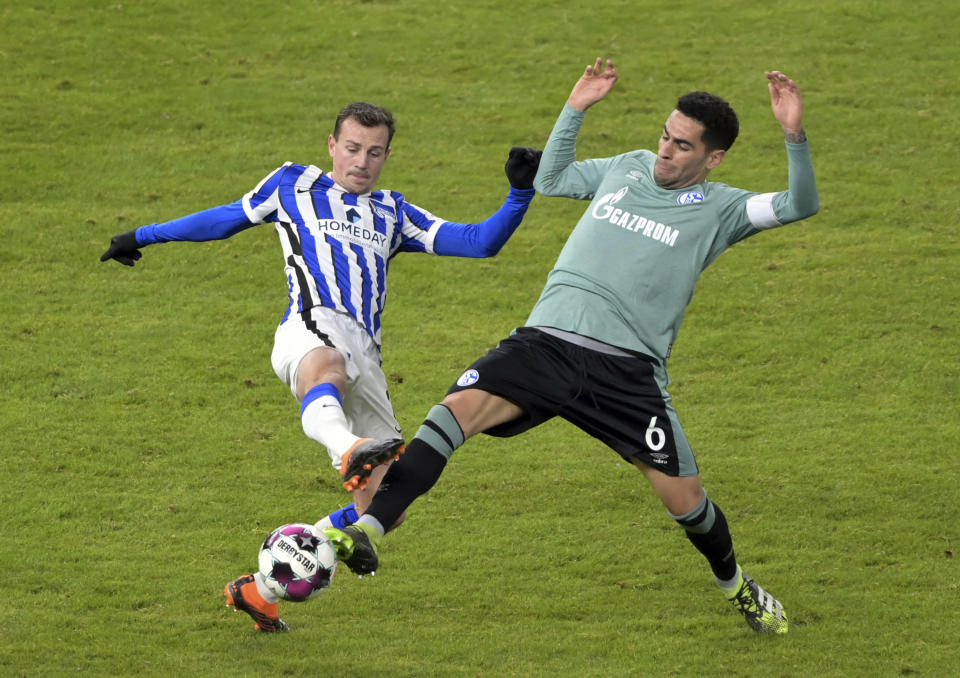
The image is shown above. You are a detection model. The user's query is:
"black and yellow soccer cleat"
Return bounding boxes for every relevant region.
[322,524,380,576]
[727,572,788,634]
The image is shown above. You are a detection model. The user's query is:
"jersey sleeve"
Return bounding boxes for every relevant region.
[431,187,535,257]
[241,163,292,224]
[534,103,622,200]
[390,186,535,257]
[134,164,297,246]
[135,201,256,245]
[391,196,445,255]
[719,140,819,245]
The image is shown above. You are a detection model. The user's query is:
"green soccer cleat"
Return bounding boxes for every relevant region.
[322,523,380,576]
[727,572,788,634]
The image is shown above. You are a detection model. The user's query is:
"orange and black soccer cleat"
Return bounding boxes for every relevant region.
[340,438,405,492]
[224,574,289,632]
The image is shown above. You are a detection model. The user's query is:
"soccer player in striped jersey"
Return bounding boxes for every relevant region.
[101,101,541,632]
[349,61,819,635]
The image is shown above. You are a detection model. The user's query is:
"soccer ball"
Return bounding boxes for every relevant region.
[258,523,338,601]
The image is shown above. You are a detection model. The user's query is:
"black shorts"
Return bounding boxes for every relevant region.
[447,327,698,476]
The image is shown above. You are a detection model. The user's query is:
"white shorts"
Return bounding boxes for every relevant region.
[271,306,403,465]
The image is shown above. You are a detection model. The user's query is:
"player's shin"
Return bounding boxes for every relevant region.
[362,404,464,529]
[363,439,447,529]
[670,493,738,584]
[300,383,358,458]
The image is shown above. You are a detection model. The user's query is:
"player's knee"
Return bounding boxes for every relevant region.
[295,347,348,400]
[412,404,466,460]
[668,491,714,534]
[441,390,521,439]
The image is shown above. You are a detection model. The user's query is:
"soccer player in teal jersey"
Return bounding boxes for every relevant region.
[347,59,819,635]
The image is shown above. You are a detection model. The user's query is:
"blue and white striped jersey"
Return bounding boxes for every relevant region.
[136,162,534,349]
[243,162,451,345]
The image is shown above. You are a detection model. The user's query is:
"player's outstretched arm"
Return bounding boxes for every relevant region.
[765,71,806,143]
[762,71,818,222]
[429,146,539,258]
[567,57,619,112]
[100,202,256,266]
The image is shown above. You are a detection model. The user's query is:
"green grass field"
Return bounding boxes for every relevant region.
[2,1,958,676]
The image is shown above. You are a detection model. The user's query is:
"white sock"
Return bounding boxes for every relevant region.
[356,514,386,537]
[301,390,359,464]
[253,572,280,603]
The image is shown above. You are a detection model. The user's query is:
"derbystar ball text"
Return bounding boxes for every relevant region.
[276,539,316,573]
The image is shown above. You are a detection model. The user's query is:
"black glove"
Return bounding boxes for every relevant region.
[100,229,143,266]
[504,146,542,189]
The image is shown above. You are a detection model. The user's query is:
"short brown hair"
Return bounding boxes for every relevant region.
[333,102,396,146]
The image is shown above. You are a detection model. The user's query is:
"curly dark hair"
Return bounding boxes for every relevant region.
[676,92,739,151]
[333,102,396,146]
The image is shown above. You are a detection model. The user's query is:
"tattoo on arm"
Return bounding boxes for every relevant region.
[785,129,807,144]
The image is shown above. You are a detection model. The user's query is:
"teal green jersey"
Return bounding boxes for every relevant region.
[529,104,819,362]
